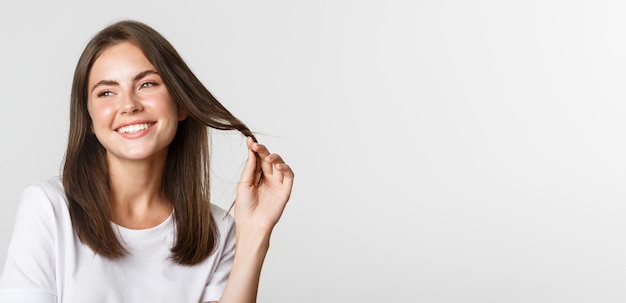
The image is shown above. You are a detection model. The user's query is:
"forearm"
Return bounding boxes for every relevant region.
[218,230,271,303]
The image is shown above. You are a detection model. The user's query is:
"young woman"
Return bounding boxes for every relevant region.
[0,20,293,303]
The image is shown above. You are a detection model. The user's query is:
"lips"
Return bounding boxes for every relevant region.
[116,122,155,134]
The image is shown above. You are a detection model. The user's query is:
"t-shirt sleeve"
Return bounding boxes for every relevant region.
[0,185,57,302]
[201,211,236,303]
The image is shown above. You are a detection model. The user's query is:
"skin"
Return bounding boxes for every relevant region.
[87,42,294,302]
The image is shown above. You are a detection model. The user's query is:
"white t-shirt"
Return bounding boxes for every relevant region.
[0,177,235,303]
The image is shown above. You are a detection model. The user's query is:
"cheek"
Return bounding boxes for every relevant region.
[160,97,181,120]
[88,106,116,146]
[88,104,116,129]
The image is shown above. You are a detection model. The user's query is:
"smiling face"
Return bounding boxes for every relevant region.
[87,41,186,165]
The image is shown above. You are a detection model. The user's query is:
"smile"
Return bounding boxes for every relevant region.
[116,122,155,134]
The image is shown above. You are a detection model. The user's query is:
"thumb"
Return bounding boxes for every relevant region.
[239,137,258,188]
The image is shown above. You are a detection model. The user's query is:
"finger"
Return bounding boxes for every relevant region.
[276,162,295,191]
[251,141,273,175]
[267,153,285,164]
[247,138,265,185]
[239,137,258,187]
[266,153,286,182]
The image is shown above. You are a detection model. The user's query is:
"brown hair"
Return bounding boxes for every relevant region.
[63,20,255,265]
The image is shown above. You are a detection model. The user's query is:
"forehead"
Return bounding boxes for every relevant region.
[89,42,156,83]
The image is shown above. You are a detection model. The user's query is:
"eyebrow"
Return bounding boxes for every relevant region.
[90,70,159,94]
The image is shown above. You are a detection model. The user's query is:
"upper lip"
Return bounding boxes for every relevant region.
[114,120,156,131]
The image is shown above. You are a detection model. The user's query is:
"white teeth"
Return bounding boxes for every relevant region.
[117,123,153,134]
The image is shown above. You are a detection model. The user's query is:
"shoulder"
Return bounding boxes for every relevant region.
[22,177,67,204]
[1,178,70,296]
[7,177,68,262]
[16,176,69,223]
[28,176,65,196]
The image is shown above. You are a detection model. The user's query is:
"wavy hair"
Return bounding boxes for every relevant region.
[63,20,255,265]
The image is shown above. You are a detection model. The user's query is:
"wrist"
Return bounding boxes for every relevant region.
[235,228,271,254]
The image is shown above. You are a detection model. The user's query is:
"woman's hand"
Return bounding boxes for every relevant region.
[235,137,294,235]
[218,138,293,303]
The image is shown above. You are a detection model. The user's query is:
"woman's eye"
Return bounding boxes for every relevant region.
[140,82,157,89]
[98,91,113,97]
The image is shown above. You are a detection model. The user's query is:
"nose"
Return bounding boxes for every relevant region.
[119,92,143,114]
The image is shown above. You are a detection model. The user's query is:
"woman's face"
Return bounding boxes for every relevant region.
[87,41,186,164]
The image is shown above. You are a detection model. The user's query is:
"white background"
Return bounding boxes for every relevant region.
[1,0,626,302]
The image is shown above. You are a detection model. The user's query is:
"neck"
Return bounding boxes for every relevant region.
[106,150,172,229]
